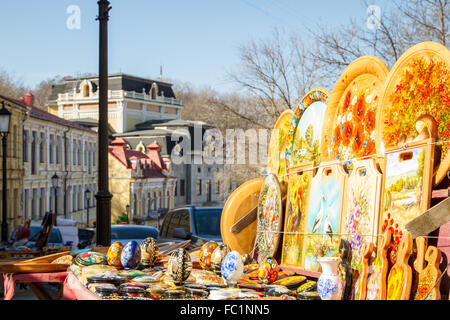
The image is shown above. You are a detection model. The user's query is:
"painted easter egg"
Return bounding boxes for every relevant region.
[74,251,108,267]
[167,248,192,285]
[120,241,142,270]
[258,256,279,284]
[211,243,230,274]
[221,251,244,286]
[107,241,124,268]
[241,254,255,266]
[198,241,219,271]
[140,237,159,267]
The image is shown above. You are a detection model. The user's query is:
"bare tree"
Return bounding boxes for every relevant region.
[0,68,27,100]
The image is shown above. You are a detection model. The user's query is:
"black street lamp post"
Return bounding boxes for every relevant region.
[52,173,59,226]
[0,102,11,243]
[85,189,91,227]
[95,0,113,246]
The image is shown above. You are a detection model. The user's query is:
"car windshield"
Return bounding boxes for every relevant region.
[29,227,63,243]
[192,209,222,237]
[111,227,156,240]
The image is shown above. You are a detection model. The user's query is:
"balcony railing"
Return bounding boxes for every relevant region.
[58,90,183,106]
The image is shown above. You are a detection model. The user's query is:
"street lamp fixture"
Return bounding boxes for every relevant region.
[85,189,91,227]
[51,173,59,226]
[0,101,11,243]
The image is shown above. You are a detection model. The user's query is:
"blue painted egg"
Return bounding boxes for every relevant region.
[120,240,142,269]
[221,251,244,286]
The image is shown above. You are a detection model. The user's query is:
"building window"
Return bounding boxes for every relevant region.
[180,179,185,197]
[49,134,54,164]
[31,131,37,175]
[40,132,45,163]
[32,188,37,220]
[72,188,76,212]
[215,181,220,194]
[196,179,202,196]
[78,141,82,165]
[197,167,201,173]
[83,84,89,97]
[72,139,77,166]
[84,142,87,166]
[65,137,69,166]
[24,189,29,219]
[23,130,29,163]
[174,184,177,197]
[56,136,61,164]
[40,188,45,218]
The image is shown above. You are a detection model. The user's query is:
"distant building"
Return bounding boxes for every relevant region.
[47,73,183,134]
[108,138,176,224]
[114,119,225,207]
[0,94,28,234]
[22,93,98,226]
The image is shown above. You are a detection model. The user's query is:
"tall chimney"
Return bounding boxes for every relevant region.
[23,92,35,107]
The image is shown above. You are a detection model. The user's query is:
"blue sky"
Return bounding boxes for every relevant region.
[0,0,388,92]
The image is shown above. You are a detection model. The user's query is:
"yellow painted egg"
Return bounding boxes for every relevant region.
[198,241,218,271]
[107,241,124,269]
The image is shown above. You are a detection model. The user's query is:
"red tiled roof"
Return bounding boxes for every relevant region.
[0,94,29,110]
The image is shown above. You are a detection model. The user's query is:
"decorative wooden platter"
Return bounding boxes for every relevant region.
[221,178,264,255]
[414,246,442,300]
[302,161,348,271]
[285,88,329,170]
[376,41,450,186]
[321,56,389,172]
[353,242,374,300]
[280,162,315,268]
[366,229,392,300]
[267,109,294,186]
[255,174,283,262]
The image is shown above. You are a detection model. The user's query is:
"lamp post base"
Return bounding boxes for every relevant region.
[95,190,112,246]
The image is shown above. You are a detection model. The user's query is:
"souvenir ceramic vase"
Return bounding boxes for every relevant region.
[107,241,124,269]
[121,240,142,270]
[140,237,159,267]
[211,244,230,275]
[167,248,192,285]
[258,256,279,284]
[317,257,343,300]
[198,241,218,271]
[221,251,244,287]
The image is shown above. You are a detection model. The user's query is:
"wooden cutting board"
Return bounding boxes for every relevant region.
[341,159,382,270]
[302,161,348,272]
[322,55,389,173]
[221,178,264,255]
[280,162,315,268]
[366,229,392,300]
[414,246,442,300]
[379,139,435,267]
[387,232,413,300]
[376,41,450,187]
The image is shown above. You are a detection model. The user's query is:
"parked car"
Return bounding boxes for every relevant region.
[9,225,65,248]
[110,225,159,247]
[158,206,223,244]
[77,228,95,249]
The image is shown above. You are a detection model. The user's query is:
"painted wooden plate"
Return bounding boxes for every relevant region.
[322,56,389,172]
[221,178,264,255]
[267,109,294,186]
[376,42,450,186]
[256,174,283,262]
[285,88,329,170]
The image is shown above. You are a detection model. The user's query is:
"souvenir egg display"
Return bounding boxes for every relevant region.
[120,240,142,270]
[140,237,159,267]
[74,251,108,267]
[198,241,218,271]
[257,256,279,284]
[211,243,230,274]
[221,251,244,286]
[107,241,124,269]
[167,248,192,285]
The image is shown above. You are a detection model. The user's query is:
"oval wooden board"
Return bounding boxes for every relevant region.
[321,56,389,170]
[221,178,264,255]
[376,41,450,186]
[267,109,294,185]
